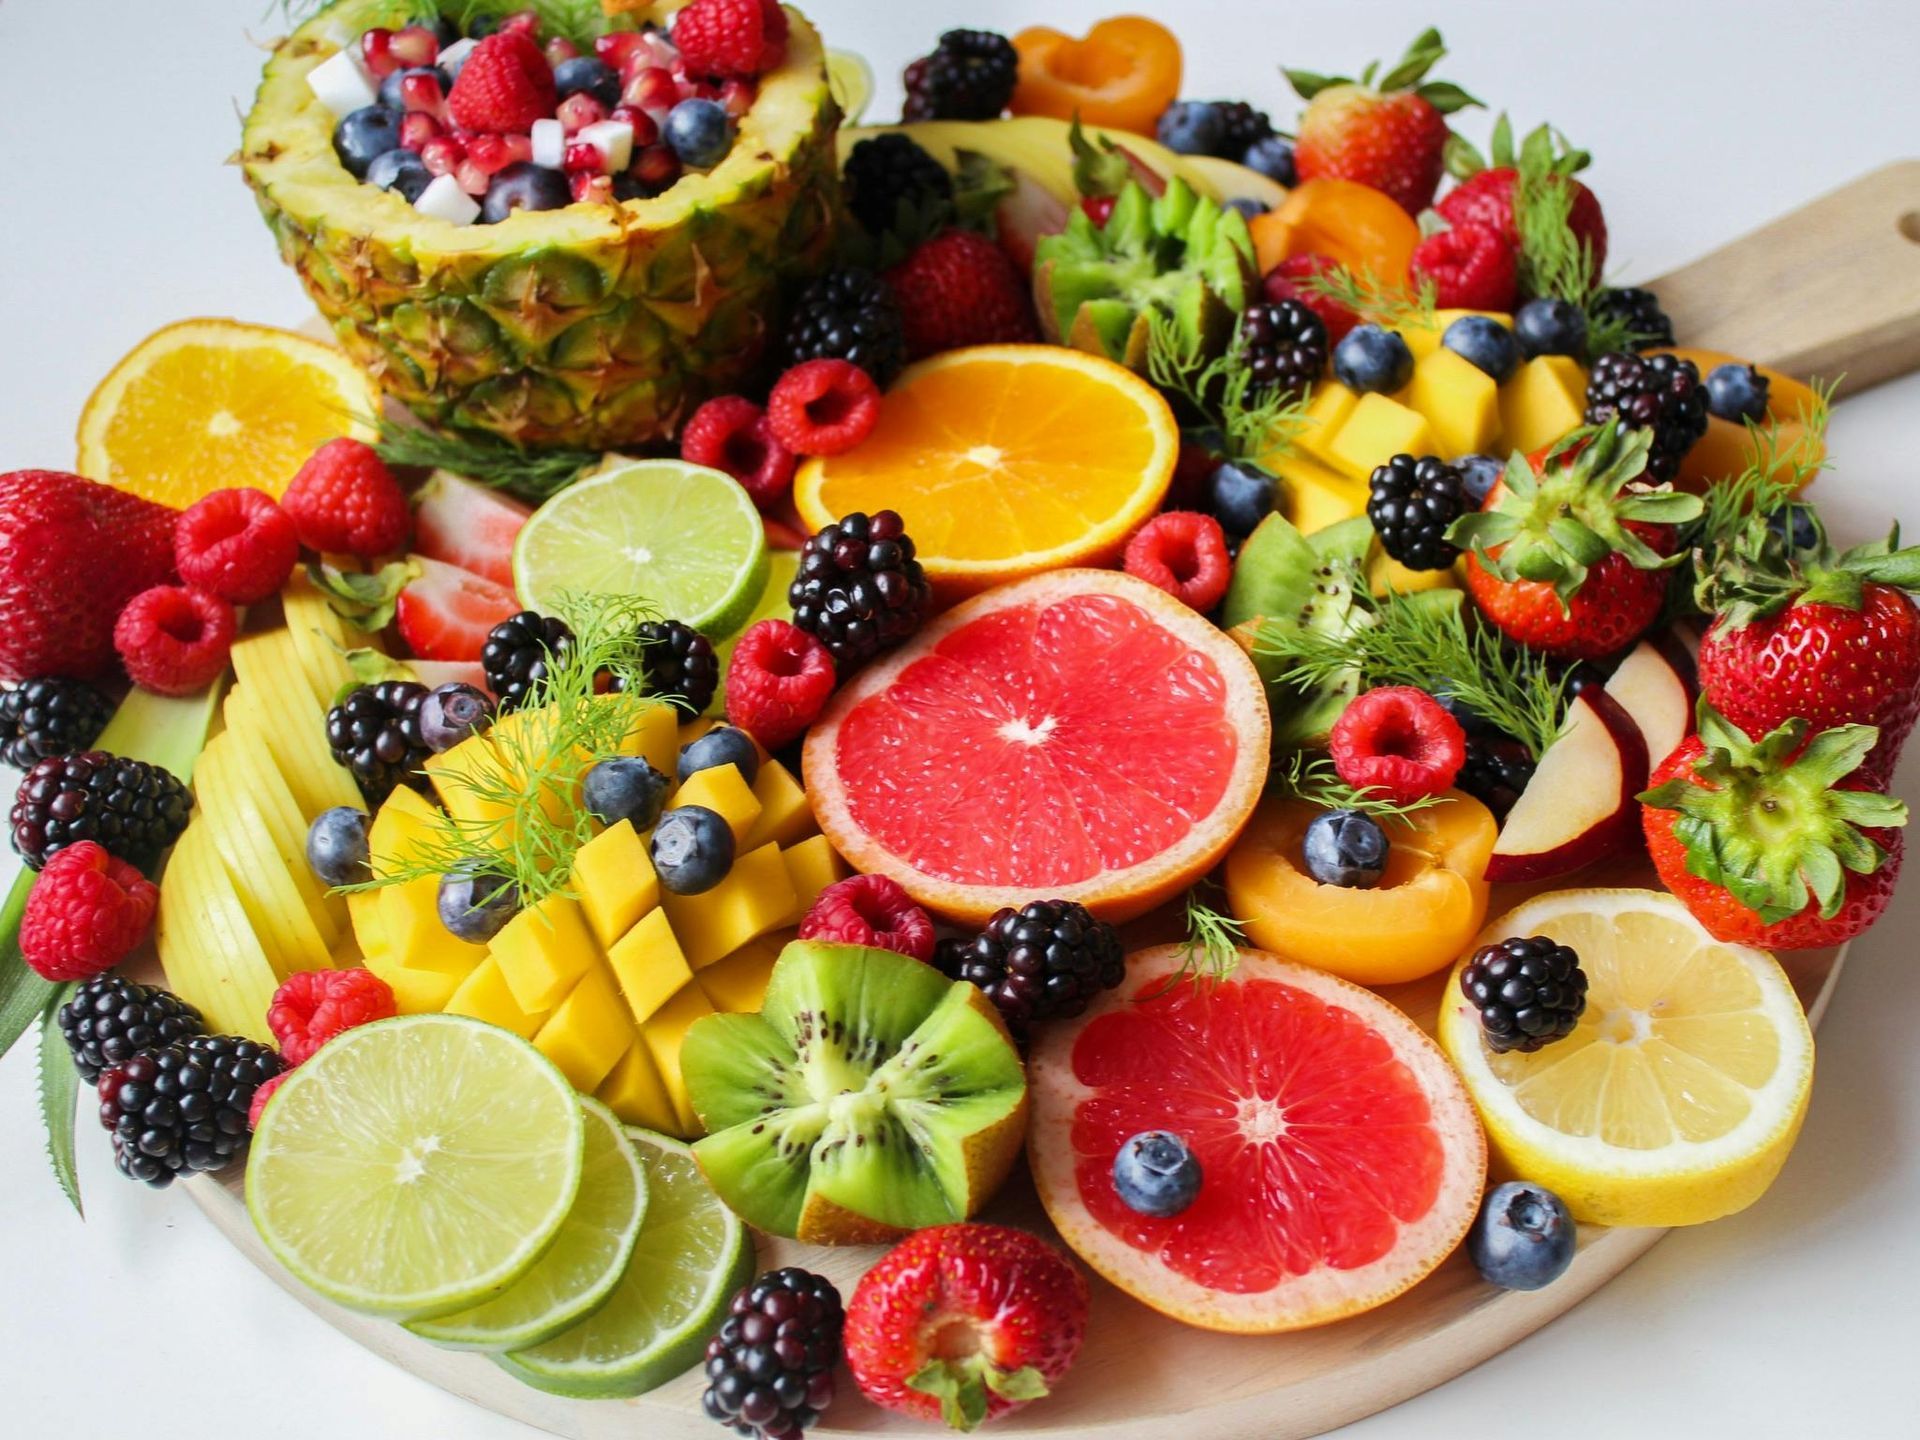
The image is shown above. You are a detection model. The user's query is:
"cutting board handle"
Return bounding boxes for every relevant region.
[1650,159,1920,393]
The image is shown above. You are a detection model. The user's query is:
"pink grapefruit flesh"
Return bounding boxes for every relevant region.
[803,570,1270,925]
[1028,946,1487,1333]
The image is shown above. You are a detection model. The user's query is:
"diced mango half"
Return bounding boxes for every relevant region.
[610,699,678,777]
[780,835,847,924]
[535,966,632,1094]
[573,820,660,949]
[1272,449,1370,534]
[423,733,518,837]
[696,929,792,1015]
[637,982,716,1136]
[361,948,466,1013]
[743,761,815,851]
[606,908,695,1027]
[1500,355,1588,455]
[596,1043,679,1135]
[491,894,598,1014]
[445,957,550,1039]
[671,763,763,849]
[1408,348,1501,458]
[379,878,489,978]
[1325,394,1436,483]
[660,842,798,969]
[1294,382,1359,464]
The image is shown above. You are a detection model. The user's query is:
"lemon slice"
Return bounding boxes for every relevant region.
[1437,888,1814,1228]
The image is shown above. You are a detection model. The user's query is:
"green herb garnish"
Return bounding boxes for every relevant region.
[1299,263,1438,331]
[374,415,601,502]
[1271,750,1449,820]
[1141,886,1246,998]
[1146,310,1313,464]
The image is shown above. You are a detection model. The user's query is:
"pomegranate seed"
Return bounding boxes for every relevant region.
[595,33,650,68]
[419,135,465,176]
[455,158,492,196]
[632,144,681,189]
[399,71,445,115]
[360,28,399,79]
[466,133,513,173]
[718,79,756,118]
[571,173,614,204]
[623,66,679,114]
[398,112,443,150]
[545,37,579,65]
[557,92,607,134]
[500,9,540,38]
[389,25,439,68]
[610,106,659,146]
[501,133,534,164]
[564,142,606,174]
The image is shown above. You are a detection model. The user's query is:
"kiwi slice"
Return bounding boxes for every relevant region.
[683,941,1028,1245]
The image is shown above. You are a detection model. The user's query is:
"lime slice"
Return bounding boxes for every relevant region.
[246,1015,584,1320]
[497,1128,754,1398]
[406,1099,648,1352]
[709,548,799,715]
[513,459,770,638]
[826,48,875,124]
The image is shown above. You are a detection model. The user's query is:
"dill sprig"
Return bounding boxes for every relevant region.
[1145,311,1312,463]
[1254,591,1569,758]
[1140,886,1246,999]
[1271,750,1449,819]
[278,0,618,45]
[374,414,601,501]
[1299,264,1438,330]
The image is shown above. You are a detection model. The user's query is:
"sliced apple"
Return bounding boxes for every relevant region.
[1485,688,1650,884]
[1605,636,1694,770]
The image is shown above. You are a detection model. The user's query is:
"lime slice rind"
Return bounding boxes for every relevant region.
[406,1098,648,1353]
[496,1128,754,1398]
[246,1015,586,1320]
[826,48,875,124]
[513,460,770,638]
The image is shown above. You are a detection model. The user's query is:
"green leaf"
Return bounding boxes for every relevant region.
[1068,116,1134,199]
[37,985,81,1217]
[1282,67,1341,99]
[1489,112,1517,169]
[1415,81,1482,115]
[375,417,599,502]
[0,869,54,1062]
[306,557,419,633]
[981,1366,1050,1403]
[907,1361,989,1432]
[1443,131,1486,180]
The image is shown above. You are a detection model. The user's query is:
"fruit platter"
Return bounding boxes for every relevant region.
[4,3,1919,1437]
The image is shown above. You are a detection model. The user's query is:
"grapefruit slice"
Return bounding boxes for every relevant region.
[803,570,1269,924]
[1029,946,1486,1333]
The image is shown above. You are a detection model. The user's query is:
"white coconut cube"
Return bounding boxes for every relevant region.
[530,119,567,170]
[437,37,479,78]
[307,46,377,117]
[415,172,481,226]
[578,120,635,174]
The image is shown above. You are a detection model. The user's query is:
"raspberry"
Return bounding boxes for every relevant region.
[247,1069,291,1130]
[798,874,936,962]
[1329,685,1467,804]
[113,585,235,696]
[447,29,558,134]
[18,841,159,982]
[725,619,836,750]
[681,395,797,509]
[1123,512,1232,612]
[672,0,788,79]
[267,967,398,1067]
[1410,222,1518,312]
[766,359,881,457]
[282,438,411,558]
[173,487,299,604]
[1261,253,1358,344]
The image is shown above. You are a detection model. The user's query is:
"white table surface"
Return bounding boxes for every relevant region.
[4,1,1919,1436]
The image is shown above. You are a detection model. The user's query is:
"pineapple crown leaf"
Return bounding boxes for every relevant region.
[1444,422,1702,603]
[1638,702,1907,922]
[1068,115,1135,199]
[1284,28,1481,113]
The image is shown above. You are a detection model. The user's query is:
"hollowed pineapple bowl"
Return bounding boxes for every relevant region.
[240,1,841,450]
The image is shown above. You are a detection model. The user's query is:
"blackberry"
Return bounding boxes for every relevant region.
[325,681,431,805]
[1367,454,1467,571]
[626,619,720,718]
[10,751,193,871]
[1460,935,1588,1054]
[1583,351,1709,482]
[935,899,1124,1038]
[788,510,930,666]
[701,1267,843,1439]
[97,1033,284,1187]
[58,976,205,1084]
[481,610,575,713]
[0,678,112,771]
[841,133,953,239]
[1238,300,1328,397]
[1590,286,1674,352]
[1453,737,1536,821]
[780,269,908,387]
[1214,100,1275,160]
[902,29,1018,123]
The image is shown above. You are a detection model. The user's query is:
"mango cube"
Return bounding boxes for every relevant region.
[445,957,550,1039]
[573,820,660,948]
[611,699,679,777]
[361,947,466,1013]
[535,966,633,1094]
[367,784,442,876]
[1272,450,1370,534]
[1295,381,1359,464]
[743,761,815,851]
[492,894,599,1014]
[1408,348,1501,458]
[697,930,790,1014]
[670,763,763,849]
[606,908,696,1026]
[1500,355,1589,455]
[661,842,798,969]
[780,835,847,924]
[597,1043,679,1135]
[1325,394,1436,482]
[638,982,716,1136]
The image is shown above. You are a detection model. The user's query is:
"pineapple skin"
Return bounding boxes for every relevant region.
[240,3,841,451]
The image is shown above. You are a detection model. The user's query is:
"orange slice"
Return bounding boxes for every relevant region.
[76,318,378,507]
[792,345,1178,599]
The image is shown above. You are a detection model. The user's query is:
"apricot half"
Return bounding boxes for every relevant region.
[1011,17,1182,136]
[1250,178,1420,288]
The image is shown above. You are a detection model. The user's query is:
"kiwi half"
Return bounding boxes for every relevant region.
[683,940,1028,1245]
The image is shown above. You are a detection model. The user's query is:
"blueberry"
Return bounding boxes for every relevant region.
[1203,460,1277,538]
[305,807,372,887]
[651,805,736,895]
[365,148,433,202]
[1240,134,1296,187]
[1332,323,1414,394]
[417,682,494,752]
[1467,1181,1576,1291]
[1301,809,1389,888]
[333,104,403,179]
[1442,315,1521,382]
[1513,297,1587,359]
[678,726,762,785]
[1155,100,1226,157]
[1433,690,1495,738]
[479,162,573,223]
[437,870,519,943]
[664,99,732,170]
[583,756,672,831]
[1113,1131,1203,1217]
[553,55,621,108]
[1705,362,1770,423]
[1768,502,1821,552]
[1454,453,1505,509]
[377,64,448,112]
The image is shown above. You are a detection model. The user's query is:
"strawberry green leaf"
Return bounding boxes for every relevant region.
[981,1366,1049,1403]
[1068,117,1135,199]
[1489,112,1517,169]
[907,1361,989,1432]
[1415,81,1482,116]
[1443,132,1487,181]
[1281,67,1341,100]
[306,557,419,633]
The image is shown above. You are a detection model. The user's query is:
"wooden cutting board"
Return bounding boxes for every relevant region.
[182,161,1920,1439]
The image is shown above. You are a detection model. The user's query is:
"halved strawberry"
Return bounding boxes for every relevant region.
[410,471,530,591]
[395,555,520,663]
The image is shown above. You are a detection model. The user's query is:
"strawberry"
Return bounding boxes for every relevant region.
[1695,518,1920,787]
[1261,253,1359,343]
[395,555,521,663]
[1438,118,1608,280]
[1451,423,1702,660]
[844,1223,1089,1432]
[1409,221,1517,310]
[1641,705,1907,949]
[447,29,557,134]
[409,470,530,591]
[1284,28,1480,215]
[0,470,178,683]
[883,229,1038,360]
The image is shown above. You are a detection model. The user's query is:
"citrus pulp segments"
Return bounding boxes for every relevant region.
[75,317,378,506]
[496,1129,754,1399]
[792,345,1179,597]
[1437,889,1816,1229]
[245,1014,585,1320]
[406,1098,648,1353]
[512,459,770,637]
[1028,947,1487,1333]
[803,569,1271,925]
